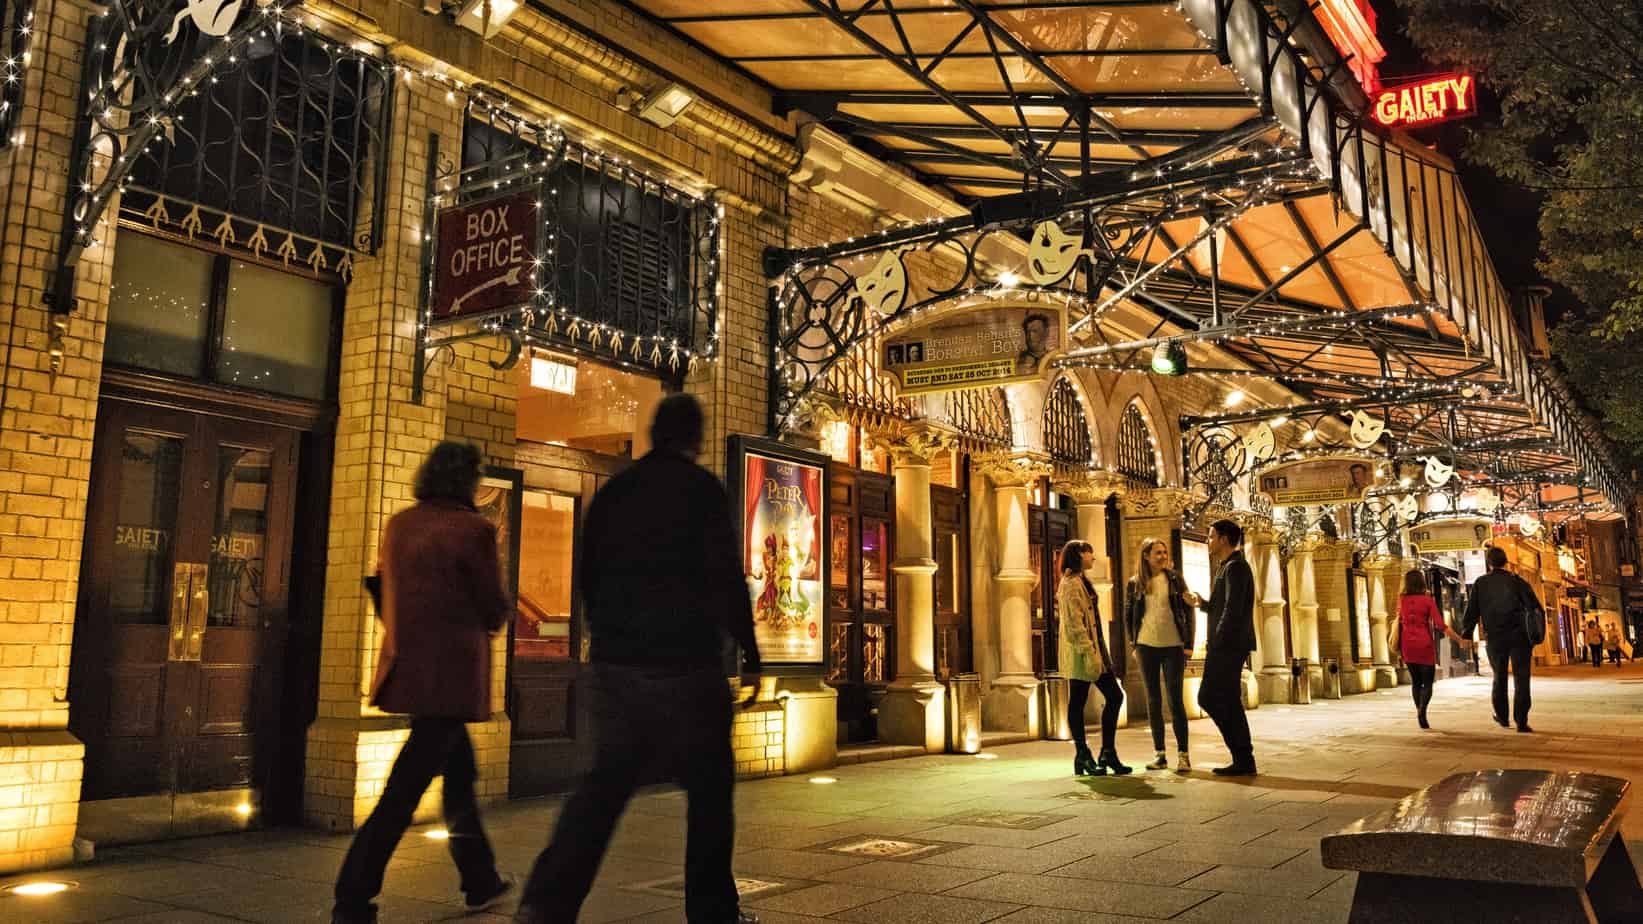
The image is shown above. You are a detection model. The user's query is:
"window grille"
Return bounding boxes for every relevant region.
[1117,403,1160,487]
[1043,377,1093,466]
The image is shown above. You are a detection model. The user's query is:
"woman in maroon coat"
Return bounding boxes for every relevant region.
[333,442,513,924]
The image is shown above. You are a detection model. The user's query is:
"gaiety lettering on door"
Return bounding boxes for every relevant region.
[114,526,262,559]
[1372,75,1476,129]
[431,188,541,321]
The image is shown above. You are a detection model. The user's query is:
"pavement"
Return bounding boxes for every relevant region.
[8,657,1643,924]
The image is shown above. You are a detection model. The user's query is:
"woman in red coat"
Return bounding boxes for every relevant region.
[1394,570,1471,729]
[333,442,513,924]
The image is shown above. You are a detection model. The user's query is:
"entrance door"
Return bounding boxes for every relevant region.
[71,400,298,843]
[1029,505,1075,675]
[826,467,895,742]
[931,483,971,680]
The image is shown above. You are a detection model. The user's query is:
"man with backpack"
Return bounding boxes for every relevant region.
[1461,546,1545,734]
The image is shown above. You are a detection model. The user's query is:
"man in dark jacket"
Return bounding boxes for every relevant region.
[1199,519,1258,776]
[516,394,761,924]
[1462,545,1539,732]
[333,442,513,924]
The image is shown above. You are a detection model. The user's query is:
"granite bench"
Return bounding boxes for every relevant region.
[1321,770,1643,923]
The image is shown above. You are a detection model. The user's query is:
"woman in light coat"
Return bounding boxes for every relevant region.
[1057,540,1131,776]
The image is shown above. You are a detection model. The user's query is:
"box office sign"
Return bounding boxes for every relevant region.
[431,189,540,322]
[1254,455,1379,507]
[1408,516,1494,554]
[883,305,1065,395]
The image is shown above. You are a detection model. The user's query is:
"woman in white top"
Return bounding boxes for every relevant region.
[1123,537,1200,772]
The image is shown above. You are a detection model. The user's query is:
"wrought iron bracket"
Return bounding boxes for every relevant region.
[51,0,305,313]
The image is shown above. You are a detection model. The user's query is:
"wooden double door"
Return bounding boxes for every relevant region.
[71,399,300,842]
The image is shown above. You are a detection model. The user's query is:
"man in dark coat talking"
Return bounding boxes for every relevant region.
[1199,518,1258,777]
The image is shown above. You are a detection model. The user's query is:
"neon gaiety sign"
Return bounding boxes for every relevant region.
[1372,75,1476,128]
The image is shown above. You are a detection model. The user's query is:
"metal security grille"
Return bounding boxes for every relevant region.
[457,114,715,361]
[1117,403,1159,487]
[1043,377,1092,466]
[121,31,392,265]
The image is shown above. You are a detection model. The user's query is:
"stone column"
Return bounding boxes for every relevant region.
[976,454,1051,733]
[1245,520,1291,704]
[877,426,948,752]
[1289,538,1324,696]
[1365,557,1398,687]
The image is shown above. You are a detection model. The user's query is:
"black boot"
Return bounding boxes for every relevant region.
[1073,745,1104,776]
[1097,748,1132,776]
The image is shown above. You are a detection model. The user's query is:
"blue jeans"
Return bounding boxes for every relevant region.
[1136,645,1188,752]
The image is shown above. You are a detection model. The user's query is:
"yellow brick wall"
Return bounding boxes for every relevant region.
[732,703,786,780]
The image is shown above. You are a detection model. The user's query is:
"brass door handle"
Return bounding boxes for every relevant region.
[168,562,209,662]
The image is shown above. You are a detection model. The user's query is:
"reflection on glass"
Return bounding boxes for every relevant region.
[207,446,271,627]
[111,433,184,624]
[1354,576,1372,664]
[1030,543,1044,620]
[516,491,575,659]
[106,234,212,377]
[1179,539,1213,660]
[862,520,887,611]
[829,515,849,590]
[516,358,663,458]
[220,261,335,399]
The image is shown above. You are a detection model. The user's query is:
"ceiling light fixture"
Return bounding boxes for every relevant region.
[454,0,519,39]
[637,83,695,128]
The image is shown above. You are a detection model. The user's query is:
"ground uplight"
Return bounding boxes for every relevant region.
[8,881,70,896]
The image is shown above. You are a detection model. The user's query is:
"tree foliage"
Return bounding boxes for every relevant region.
[1398,0,1643,460]
[1396,0,1643,327]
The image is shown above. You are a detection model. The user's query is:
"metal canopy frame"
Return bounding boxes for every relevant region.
[624,0,1628,507]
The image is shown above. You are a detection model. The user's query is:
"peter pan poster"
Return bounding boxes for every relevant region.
[742,451,825,665]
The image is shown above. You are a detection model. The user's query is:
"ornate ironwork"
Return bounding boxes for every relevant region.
[116,26,392,273]
[56,0,346,310]
[767,147,1322,430]
[1185,425,1247,512]
[1042,376,1092,467]
[422,112,721,383]
[1116,402,1159,488]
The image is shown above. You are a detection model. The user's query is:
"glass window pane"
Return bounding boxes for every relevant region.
[516,491,575,660]
[219,260,335,399]
[111,432,184,624]
[106,234,212,377]
[862,520,888,611]
[516,355,663,458]
[207,446,271,627]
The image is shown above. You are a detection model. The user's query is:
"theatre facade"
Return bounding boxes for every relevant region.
[0,0,1633,873]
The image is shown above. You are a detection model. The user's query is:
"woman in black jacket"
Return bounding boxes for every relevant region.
[1124,537,1200,772]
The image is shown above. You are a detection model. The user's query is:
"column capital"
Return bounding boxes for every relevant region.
[1235,510,1277,544]
[1119,486,1195,520]
[872,423,951,465]
[1053,469,1129,504]
[975,450,1055,488]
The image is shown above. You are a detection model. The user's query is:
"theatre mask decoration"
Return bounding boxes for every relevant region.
[854,250,908,319]
[1391,493,1420,523]
[1027,220,1088,284]
[165,0,243,44]
[1242,422,1276,465]
[1422,456,1455,489]
[1348,411,1385,450]
[1517,512,1543,537]
[1471,487,1501,515]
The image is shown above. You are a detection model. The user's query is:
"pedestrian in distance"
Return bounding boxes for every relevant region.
[1585,620,1605,671]
[1057,540,1130,777]
[1389,570,1471,729]
[1461,546,1544,733]
[514,394,762,924]
[1124,536,1200,772]
[332,442,513,924]
[1605,624,1627,666]
[1198,519,1257,776]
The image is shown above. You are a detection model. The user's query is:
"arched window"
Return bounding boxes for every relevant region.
[1043,377,1093,466]
[1117,402,1160,487]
